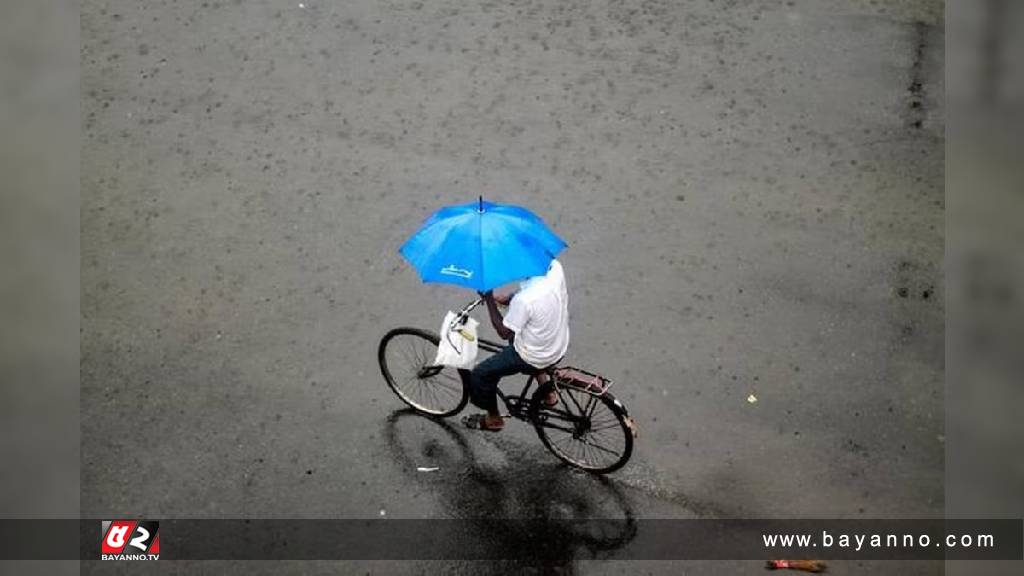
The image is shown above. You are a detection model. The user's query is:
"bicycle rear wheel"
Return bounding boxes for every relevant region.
[529,382,634,474]
[378,328,469,417]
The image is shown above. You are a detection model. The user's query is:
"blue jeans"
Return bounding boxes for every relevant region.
[465,345,535,413]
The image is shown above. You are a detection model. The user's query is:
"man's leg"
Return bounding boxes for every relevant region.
[467,345,532,429]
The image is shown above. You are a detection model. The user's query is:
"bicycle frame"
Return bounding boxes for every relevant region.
[449,298,542,419]
[452,299,609,427]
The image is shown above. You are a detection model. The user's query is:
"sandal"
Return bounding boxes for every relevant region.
[462,413,504,432]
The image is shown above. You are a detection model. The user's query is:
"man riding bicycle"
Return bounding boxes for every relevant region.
[462,259,570,432]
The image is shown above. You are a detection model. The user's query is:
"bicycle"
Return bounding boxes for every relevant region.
[378,299,638,473]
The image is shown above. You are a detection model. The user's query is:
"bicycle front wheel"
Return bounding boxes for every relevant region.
[530,383,634,474]
[378,328,469,417]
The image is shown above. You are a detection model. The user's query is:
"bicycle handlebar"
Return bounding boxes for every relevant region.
[454,298,484,325]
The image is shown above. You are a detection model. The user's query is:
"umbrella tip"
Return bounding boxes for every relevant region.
[478,195,484,212]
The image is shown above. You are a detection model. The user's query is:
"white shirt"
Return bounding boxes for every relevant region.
[503,259,570,368]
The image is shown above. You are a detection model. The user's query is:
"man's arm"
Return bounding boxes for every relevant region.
[480,291,515,341]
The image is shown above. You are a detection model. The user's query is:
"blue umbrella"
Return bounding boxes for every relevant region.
[399,198,566,292]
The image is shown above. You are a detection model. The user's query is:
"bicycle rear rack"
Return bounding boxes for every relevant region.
[552,366,614,396]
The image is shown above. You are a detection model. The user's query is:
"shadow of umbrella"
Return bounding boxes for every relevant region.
[383,409,637,573]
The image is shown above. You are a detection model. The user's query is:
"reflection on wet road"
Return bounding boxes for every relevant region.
[384,410,636,571]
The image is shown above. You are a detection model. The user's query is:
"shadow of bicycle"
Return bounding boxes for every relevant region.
[383,409,637,573]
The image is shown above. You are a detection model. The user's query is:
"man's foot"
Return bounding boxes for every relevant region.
[461,413,504,432]
[543,389,559,407]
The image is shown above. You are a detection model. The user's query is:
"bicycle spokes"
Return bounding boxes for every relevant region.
[534,385,630,471]
[380,328,468,416]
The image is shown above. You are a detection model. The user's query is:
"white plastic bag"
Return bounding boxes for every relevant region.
[433,311,479,369]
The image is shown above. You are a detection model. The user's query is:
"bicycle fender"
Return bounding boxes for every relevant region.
[608,395,639,439]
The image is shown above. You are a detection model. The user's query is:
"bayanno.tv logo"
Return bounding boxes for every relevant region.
[101,520,160,560]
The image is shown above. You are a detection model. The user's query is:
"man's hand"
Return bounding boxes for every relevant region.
[479,290,514,341]
[478,289,513,306]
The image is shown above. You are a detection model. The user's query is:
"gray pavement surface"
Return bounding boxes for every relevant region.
[82,0,944,573]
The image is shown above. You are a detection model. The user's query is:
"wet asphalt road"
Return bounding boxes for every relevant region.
[82,0,944,573]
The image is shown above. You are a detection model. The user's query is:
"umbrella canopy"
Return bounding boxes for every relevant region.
[399,198,566,292]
